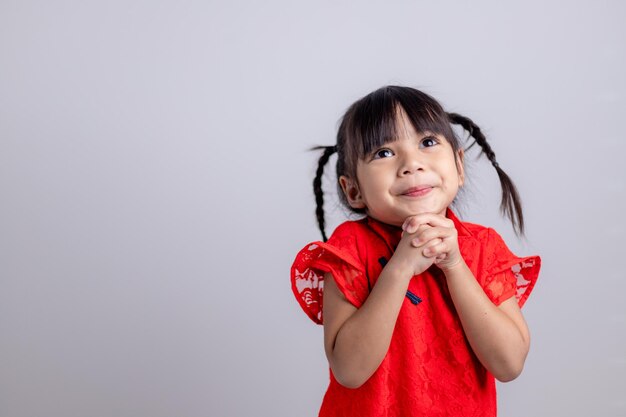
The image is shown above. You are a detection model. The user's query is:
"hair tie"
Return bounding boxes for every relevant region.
[492,160,499,168]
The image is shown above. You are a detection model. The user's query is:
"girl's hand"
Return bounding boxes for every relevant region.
[387,224,442,279]
[402,213,463,273]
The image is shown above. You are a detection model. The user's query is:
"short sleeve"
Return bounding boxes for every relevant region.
[290,222,369,325]
[482,228,541,307]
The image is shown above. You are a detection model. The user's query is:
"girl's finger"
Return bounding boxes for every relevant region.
[423,240,448,257]
[411,232,443,248]
[402,217,411,232]
[411,226,455,247]
[420,239,443,256]
[403,216,426,234]
[404,212,454,229]
[434,254,447,263]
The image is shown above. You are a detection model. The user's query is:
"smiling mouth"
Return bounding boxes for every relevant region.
[401,186,433,197]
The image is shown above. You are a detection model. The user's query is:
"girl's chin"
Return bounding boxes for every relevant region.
[366,213,404,227]
[402,207,447,218]
[368,205,448,226]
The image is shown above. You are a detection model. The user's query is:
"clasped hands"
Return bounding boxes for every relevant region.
[395,212,463,275]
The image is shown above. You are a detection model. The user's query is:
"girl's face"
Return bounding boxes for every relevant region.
[340,109,464,227]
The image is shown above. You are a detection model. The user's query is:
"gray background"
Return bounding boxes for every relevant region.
[1,1,625,416]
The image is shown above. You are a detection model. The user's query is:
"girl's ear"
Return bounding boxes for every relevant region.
[339,176,366,209]
[456,148,465,187]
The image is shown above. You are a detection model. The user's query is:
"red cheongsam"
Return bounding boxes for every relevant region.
[291,208,541,417]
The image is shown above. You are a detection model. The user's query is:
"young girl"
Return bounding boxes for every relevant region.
[290,86,541,417]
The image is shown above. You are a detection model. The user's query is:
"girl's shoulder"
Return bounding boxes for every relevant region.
[331,219,373,253]
[291,218,375,324]
[329,217,369,235]
[453,217,541,308]
[456,219,513,257]
[448,209,496,242]
[448,209,507,246]
[457,219,490,236]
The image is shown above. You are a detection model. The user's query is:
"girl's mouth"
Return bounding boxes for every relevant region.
[401,186,433,197]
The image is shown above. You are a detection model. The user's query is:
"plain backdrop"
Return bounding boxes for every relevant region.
[1,1,625,416]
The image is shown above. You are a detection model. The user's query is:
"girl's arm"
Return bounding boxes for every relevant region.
[443,261,530,382]
[322,267,408,389]
[322,229,440,389]
[404,213,530,382]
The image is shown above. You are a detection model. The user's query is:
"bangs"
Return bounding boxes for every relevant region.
[349,86,455,159]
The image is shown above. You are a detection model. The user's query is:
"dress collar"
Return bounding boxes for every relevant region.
[365,208,473,251]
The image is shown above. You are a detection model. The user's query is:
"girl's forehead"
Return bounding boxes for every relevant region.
[351,102,453,158]
[393,106,446,140]
[391,118,447,142]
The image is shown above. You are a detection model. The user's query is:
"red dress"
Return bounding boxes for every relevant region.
[291,209,541,417]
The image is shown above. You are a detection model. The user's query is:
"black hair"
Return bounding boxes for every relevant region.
[312,85,524,241]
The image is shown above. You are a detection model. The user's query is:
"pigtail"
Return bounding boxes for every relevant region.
[310,145,337,242]
[447,112,525,236]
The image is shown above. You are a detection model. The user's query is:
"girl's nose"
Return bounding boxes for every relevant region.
[398,153,424,176]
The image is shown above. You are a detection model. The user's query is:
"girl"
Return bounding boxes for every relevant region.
[291,86,541,417]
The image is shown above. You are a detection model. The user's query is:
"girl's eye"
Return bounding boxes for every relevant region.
[420,136,439,148]
[372,148,394,159]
